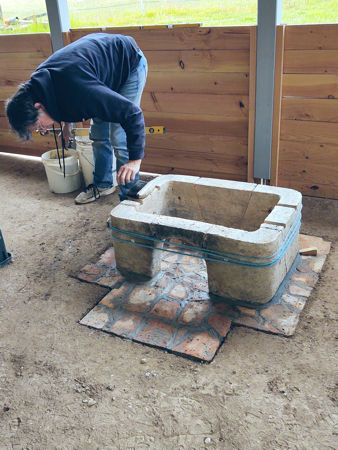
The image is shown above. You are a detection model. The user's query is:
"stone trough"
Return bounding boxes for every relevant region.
[109,175,302,307]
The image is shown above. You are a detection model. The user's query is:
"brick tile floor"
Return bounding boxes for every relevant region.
[78,234,330,362]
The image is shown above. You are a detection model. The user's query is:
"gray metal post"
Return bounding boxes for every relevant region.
[45,0,70,52]
[253,0,283,180]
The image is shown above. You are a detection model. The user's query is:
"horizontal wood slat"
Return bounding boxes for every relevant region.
[284,50,338,74]
[145,72,249,94]
[141,163,246,181]
[0,117,9,128]
[278,140,338,198]
[277,177,337,199]
[0,69,34,87]
[0,87,19,102]
[280,119,338,145]
[141,92,249,117]
[145,132,248,154]
[284,24,338,50]
[143,147,247,176]
[281,98,338,122]
[145,50,249,73]
[143,112,248,137]
[0,52,50,70]
[0,33,52,53]
[283,74,338,99]
[0,128,53,154]
[69,27,251,50]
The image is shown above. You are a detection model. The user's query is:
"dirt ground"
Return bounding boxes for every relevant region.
[0,151,337,450]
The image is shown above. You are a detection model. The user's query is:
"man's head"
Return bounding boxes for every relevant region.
[6,83,54,140]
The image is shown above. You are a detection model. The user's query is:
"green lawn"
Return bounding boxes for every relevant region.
[1,0,338,34]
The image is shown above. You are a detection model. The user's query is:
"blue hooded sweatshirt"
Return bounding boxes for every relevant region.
[27,33,145,160]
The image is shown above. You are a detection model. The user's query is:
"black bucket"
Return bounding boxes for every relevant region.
[0,230,11,267]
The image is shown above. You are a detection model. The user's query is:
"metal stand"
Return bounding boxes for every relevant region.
[0,230,12,267]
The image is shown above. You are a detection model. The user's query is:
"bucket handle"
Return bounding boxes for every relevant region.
[78,151,95,168]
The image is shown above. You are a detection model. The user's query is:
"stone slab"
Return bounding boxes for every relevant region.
[78,234,330,362]
[110,175,303,304]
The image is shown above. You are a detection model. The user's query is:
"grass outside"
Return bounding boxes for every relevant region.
[0,0,338,35]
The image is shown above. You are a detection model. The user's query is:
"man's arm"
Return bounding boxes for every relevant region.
[84,84,146,160]
[117,159,142,185]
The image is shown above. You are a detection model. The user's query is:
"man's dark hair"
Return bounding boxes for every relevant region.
[5,83,38,140]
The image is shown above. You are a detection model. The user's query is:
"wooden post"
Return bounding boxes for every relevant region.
[247,26,257,182]
[270,25,285,186]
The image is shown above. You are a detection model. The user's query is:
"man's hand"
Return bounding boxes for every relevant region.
[61,122,72,148]
[117,159,142,185]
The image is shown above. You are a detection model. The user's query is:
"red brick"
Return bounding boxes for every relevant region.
[233,315,262,330]
[124,286,160,312]
[97,274,125,288]
[172,331,220,362]
[178,302,210,325]
[97,248,116,267]
[237,306,258,316]
[296,263,315,274]
[178,263,202,274]
[289,284,312,297]
[135,319,175,347]
[299,235,331,255]
[78,264,107,282]
[260,304,299,336]
[100,284,130,309]
[261,321,280,334]
[208,314,232,337]
[291,272,318,287]
[80,306,109,329]
[168,283,189,300]
[107,311,143,338]
[281,293,307,311]
[154,275,170,289]
[104,283,130,303]
[193,281,209,292]
[305,255,327,273]
[180,255,201,264]
[163,253,180,263]
[150,299,181,320]
[211,302,238,317]
[186,273,201,280]
[160,261,170,271]
[190,289,210,302]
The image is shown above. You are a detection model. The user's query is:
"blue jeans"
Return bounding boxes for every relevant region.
[89,50,148,200]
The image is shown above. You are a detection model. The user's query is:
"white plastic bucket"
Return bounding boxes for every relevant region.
[41,149,81,194]
[75,135,117,187]
[75,135,94,187]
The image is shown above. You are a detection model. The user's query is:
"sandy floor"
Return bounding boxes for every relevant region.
[0,151,337,449]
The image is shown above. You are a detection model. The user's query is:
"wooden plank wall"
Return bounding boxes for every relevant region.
[69,27,251,181]
[277,24,338,199]
[0,34,55,156]
[1,26,337,198]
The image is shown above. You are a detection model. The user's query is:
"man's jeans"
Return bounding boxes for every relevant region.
[89,50,148,200]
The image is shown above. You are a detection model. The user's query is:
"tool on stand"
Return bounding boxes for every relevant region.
[0,229,11,268]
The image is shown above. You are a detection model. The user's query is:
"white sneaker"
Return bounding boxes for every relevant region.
[75,184,116,204]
